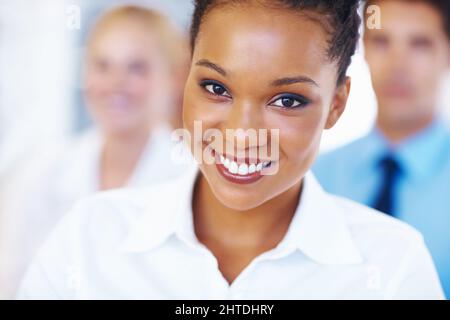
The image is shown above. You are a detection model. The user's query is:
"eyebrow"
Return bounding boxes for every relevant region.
[195,58,319,87]
[195,59,227,77]
[271,76,319,87]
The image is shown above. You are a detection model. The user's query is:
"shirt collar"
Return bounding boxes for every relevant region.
[281,172,363,265]
[119,164,199,253]
[366,119,450,181]
[354,119,450,181]
[120,166,363,265]
[395,119,449,180]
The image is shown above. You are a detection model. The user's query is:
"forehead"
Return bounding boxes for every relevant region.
[193,4,334,79]
[366,1,446,38]
[89,20,159,56]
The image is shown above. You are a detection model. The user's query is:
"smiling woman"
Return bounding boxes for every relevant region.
[17,0,444,300]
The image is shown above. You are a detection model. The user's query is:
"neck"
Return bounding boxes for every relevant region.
[99,127,151,190]
[103,127,151,156]
[376,114,435,146]
[193,175,303,249]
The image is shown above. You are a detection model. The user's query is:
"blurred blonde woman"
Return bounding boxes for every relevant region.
[14,5,190,290]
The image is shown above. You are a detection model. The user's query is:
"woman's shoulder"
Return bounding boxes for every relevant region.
[329,194,425,255]
[17,173,193,298]
[31,170,192,265]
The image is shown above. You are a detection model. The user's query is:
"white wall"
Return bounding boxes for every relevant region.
[0,0,74,176]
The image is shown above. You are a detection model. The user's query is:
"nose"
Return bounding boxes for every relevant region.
[387,43,410,75]
[106,68,128,92]
[223,99,266,156]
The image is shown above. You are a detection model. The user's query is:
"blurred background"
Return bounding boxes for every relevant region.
[0,0,449,299]
[1,0,449,180]
[0,0,193,177]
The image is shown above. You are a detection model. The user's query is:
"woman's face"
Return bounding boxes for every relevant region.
[85,20,172,136]
[183,5,350,211]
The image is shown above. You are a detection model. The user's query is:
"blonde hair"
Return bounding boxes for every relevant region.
[87,5,189,69]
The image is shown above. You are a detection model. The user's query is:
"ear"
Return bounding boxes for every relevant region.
[325,77,351,130]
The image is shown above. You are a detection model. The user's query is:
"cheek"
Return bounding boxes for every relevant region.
[366,58,385,85]
[124,75,161,113]
[183,79,226,131]
[270,108,324,168]
[182,79,197,129]
[365,50,384,69]
[413,56,445,84]
[182,79,201,143]
[126,74,153,98]
[85,73,108,97]
[84,75,106,116]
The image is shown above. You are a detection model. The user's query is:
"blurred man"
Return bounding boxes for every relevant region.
[314,0,450,297]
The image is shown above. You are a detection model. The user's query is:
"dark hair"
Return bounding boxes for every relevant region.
[364,0,450,39]
[190,0,362,85]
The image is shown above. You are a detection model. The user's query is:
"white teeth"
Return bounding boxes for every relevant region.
[256,163,263,172]
[229,161,238,174]
[238,163,249,175]
[216,151,272,176]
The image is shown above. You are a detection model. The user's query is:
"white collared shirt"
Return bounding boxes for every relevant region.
[20,124,189,250]
[17,165,444,300]
[7,125,190,298]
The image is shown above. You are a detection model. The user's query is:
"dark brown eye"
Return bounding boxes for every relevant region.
[209,84,226,95]
[270,94,309,109]
[281,97,296,108]
[200,80,231,98]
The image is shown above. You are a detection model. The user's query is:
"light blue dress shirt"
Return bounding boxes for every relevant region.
[313,119,450,299]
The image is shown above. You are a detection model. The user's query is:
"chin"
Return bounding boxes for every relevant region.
[102,122,143,136]
[379,98,415,114]
[214,189,268,212]
[206,174,273,212]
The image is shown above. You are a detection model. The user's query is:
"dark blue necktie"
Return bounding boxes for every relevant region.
[372,155,402,216]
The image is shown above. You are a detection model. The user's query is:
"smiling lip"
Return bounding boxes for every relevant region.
[211,148,272,185]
